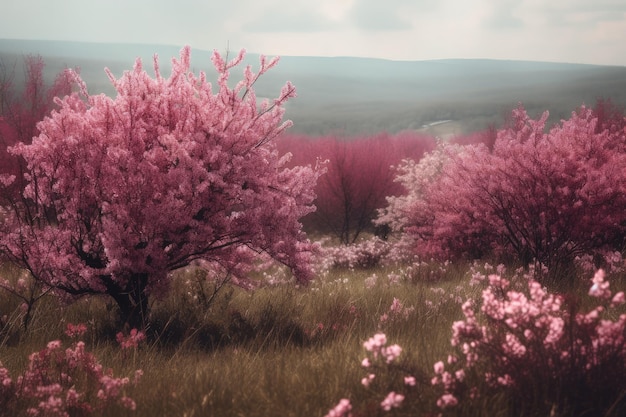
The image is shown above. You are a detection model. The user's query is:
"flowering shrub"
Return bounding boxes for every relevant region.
[433,269,626,415]
[379,105,626,280]
[0,337,141,416]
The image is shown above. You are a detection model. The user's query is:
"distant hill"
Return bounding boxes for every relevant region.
[2,38,625,136]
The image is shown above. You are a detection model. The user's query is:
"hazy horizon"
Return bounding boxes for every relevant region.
[0,1,625,66]
[4,37,624,137]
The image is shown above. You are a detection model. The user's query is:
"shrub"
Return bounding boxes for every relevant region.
[432,268,626,416]
[0,333,141,416]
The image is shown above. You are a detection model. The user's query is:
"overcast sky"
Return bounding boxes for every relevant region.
[1,0,625,66]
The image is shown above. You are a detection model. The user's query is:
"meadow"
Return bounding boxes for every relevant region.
[1,42,626,417]
[2,248,625,417]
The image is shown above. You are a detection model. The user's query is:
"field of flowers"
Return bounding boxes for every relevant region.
[1,243,626,417]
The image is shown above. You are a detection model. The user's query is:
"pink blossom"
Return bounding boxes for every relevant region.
[382,344,402,363]
[611,291,625,306]
[380,391,404,411]
[363,333,387,357]
[404,375,416,386]
[116,328,146,350]
[324,398,352,417]
[434,361,444,375]
[65,322,88,338]
[436,393,458,409]
[361,373,375,387]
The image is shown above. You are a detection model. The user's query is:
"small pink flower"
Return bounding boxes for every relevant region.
[65,322,88,338]
[324,398,352,417]
[434,361,444,374]
[383,344,402,363]
[436,393,458,409]
[404,375,416,386]
[361,373,375,387]
[611,291,625,306]
[46,340,62,350]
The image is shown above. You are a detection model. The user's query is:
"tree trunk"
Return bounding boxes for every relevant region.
[107,272,150,329]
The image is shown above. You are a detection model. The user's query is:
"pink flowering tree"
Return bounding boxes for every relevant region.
[279,132,435,244]
[0,55,74,198]
[380,105,626,280]
[0,47,320,326]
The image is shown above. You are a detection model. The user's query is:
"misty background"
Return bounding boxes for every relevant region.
[1,38,626,136]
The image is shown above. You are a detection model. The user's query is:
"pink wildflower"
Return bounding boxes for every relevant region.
[65,322,88,338]
[380,391,404,411]
[434,361,444,375]
[116,328,146,350]
[382,344,402,363]
[324,398,352,417]
[436,393,458,409]
[361,373,375,387]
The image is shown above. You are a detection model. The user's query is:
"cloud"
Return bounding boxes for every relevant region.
[483,0,525,29]
[243,5,338,33]
[348,0,433,31]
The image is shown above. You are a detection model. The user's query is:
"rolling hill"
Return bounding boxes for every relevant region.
[2,38,625,136]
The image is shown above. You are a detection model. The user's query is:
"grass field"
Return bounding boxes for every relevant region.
[1,253,625,417]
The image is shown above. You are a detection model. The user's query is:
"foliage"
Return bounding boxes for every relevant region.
[379,105,626,279]
[0,46,320,326]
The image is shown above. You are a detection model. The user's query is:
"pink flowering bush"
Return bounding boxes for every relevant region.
[0,337,141,416]
[379,105,626,281]
[432,269,626,416]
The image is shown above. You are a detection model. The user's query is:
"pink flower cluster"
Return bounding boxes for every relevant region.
[0,335,141,415]
[433,269,626,412]
[323,398,352,417]
[363,333,403,364]
[325,332,417,415]
[320,238,391,270]
[64,322,88,338]
[379,297,415,325]
[116,328,146,350]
